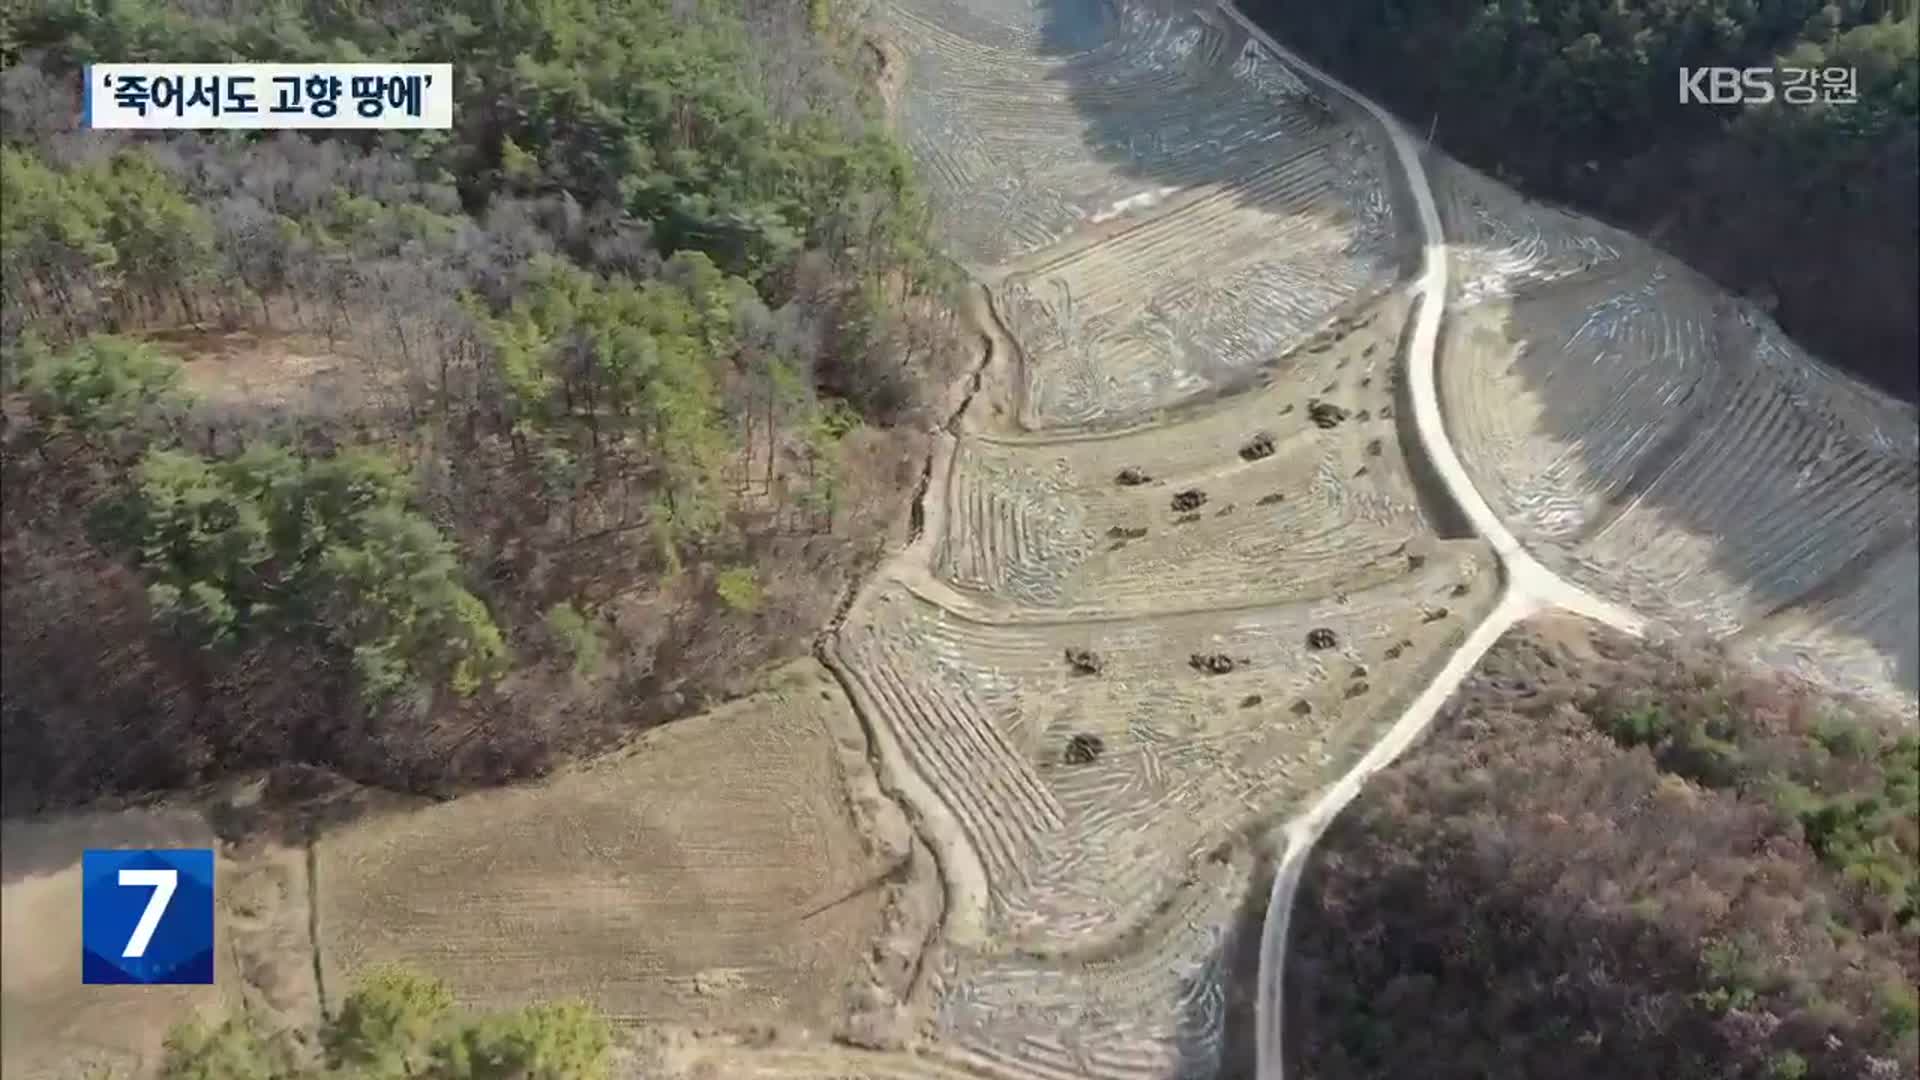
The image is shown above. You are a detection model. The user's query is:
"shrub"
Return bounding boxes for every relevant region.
[715,565,763,613]
[543,602,605,676]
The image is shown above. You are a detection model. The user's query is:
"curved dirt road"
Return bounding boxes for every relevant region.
[1213,5,1650,1078]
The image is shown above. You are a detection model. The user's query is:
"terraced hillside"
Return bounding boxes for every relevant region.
[814,0,1502,1073]
[890,0,1408,429]
[1433,156,1920,718]
[935,297,1469,614]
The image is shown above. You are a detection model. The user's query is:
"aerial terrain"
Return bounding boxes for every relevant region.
[0,0,1914,1078]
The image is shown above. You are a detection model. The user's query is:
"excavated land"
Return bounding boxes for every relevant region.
[891,0,1410,430]
[315,661,931,1040]
[1431,154,1920,718]
[785,1,1500,1075]
[933,294,1478,615]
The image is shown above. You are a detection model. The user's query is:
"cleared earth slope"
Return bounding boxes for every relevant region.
[1432,155,1920,719]
[821,0,1506,1073]
[892,0,1411,430]
[814,0,1917,1077]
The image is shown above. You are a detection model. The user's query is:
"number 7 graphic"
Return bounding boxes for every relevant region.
[117,868,178,958]
[83,849,214,984]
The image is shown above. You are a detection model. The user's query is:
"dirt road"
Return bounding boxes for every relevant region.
[1210,5,1649,1078]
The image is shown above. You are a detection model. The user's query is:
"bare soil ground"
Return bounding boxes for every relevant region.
[799,2,1499,1072]
[889,0,1411,429]
[1429,150,1920,718]
[314,660,929,1039]
[147,326,387,430]
[0,810,313,1080]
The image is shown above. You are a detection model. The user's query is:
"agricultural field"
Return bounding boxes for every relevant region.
[1,663,935,1079]
[889,0,1412,429]
[1431,154,1920,717]
[314,661,929,1041]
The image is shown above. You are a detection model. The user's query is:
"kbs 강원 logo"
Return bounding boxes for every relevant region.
[1678,66,1859,105]
[81,849,215,985]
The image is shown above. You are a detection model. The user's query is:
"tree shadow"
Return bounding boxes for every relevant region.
[1196,841,1273,1080]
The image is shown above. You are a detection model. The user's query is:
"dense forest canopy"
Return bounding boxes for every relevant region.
[0,0,966,814]
[1288,623,1919,1080]
[1251,0,1920,400]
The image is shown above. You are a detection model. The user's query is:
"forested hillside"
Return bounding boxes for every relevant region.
[1250,0,1920,401]
[0,0,966,814]
[1287,621,1920,1080]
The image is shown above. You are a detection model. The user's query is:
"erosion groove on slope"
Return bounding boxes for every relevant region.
[305,837,328,1021]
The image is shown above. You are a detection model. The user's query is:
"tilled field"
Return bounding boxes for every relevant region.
[1431,154,1920,716]
[315,661,927,1038]
[891,0,1408,429]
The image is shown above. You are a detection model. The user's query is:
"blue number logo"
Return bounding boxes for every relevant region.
[81,849,215,985]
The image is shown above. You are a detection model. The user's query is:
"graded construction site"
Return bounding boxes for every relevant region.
[4,0,1915,1078]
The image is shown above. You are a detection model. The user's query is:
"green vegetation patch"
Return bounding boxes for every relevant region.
[163,965,613,1080]
[0,0,964,810]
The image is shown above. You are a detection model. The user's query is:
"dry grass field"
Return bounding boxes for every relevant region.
[0,662,930,1078]
[314,660,923,1037]
[146,326,389,430]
